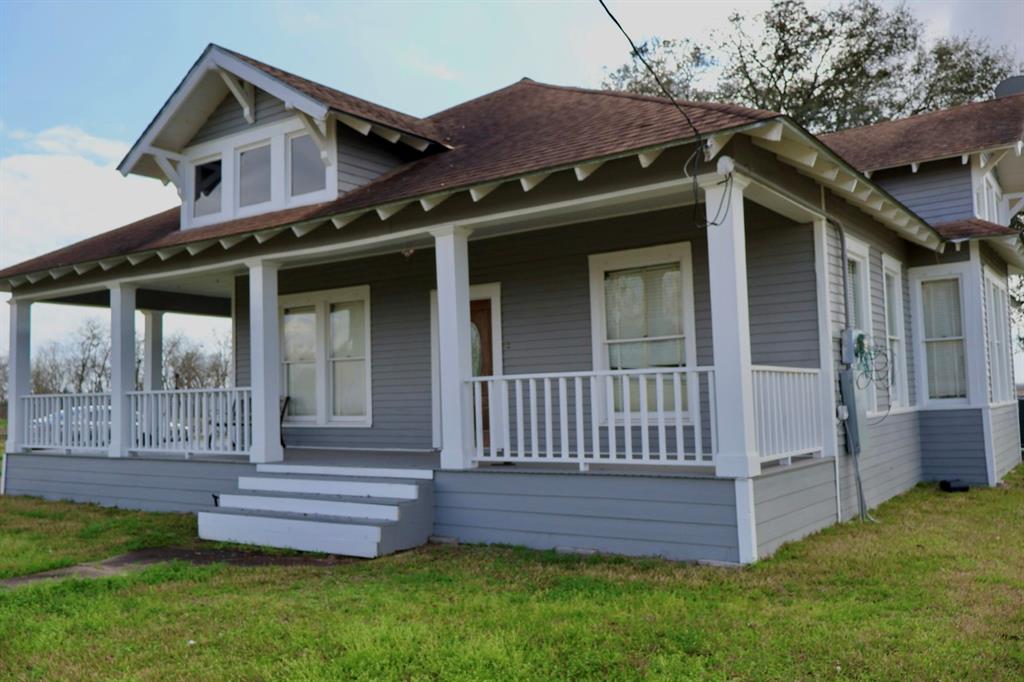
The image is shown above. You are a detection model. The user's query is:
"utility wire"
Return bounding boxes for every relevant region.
[597,0,731,228]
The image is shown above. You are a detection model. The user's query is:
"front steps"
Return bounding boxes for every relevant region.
[198,464,433,558]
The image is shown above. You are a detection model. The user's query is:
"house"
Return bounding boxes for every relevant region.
[2,45,1021,564]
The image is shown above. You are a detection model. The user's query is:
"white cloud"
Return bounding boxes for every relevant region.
[0,126,227,356]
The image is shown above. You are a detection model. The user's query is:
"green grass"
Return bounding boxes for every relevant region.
[0,497,196,578]
[0,468,1021,680]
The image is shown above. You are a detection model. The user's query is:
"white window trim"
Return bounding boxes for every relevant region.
[909,260,982,408]
[181,116,338,230]
[279,285,372,428]
[844,235,876,413]
[588,242,697,425]
[878,253,908,411]
[984,266,1015,405]
[429,282,504,450]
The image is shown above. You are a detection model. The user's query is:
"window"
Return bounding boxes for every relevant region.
[290,134,327,197]
[845,237,870,332]
[238,143,271,207]
[589,243,696,417]
[193,158,222,217]
[182,118,336,229]
[986,273,1013,403]
[279,286,372,426]
[881,256,908,407]
[921,278,966,400]
[282,306,316,417]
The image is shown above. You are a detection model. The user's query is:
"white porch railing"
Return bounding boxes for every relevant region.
[128,388,252,455]
[468,367,717,470]
[752,366,823,463]
[21,393,112,451]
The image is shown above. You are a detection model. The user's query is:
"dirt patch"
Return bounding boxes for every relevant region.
[0,546,357,588]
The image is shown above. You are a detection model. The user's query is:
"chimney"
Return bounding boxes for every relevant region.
[995,76,1024,98]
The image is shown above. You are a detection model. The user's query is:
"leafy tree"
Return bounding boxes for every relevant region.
[602,0,1019,133]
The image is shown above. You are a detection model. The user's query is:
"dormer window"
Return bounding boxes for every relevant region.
[238,143,271,207]
[290,134,327,197]
[193,158,223,217]
[181,117,338,229]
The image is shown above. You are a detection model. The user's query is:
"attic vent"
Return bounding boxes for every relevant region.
[995,76,1024,98]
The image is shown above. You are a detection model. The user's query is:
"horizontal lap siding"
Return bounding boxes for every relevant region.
[838,411,922,520]
[989,403,1022,480]
[920,409,988,484]
[873,159,974,225]
[434,471,739,563]
[4,453,254,512]
[746,217,819,368]
[189,89,290,146]
[753,459,836,556]
[336,125,408,192]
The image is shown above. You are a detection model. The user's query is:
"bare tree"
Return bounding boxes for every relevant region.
[0,354,8,419]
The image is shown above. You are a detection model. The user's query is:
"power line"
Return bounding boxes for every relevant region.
[596,0,731,228]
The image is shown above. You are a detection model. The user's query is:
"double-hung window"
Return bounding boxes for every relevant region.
[920,277,967,400]
[589,243,696,418]
[280,286,372,426]
[985,271,1013,403]
[881,255,908,407]
[845,236,876,410]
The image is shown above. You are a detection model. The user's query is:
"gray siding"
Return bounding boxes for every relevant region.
[838,411,922,520]
[336,124,408,192]
[234,276,250,387]
[980,243,1008,278]
[989,403,1021,481]
[920,409,988,484]
[4,453,253,512]
[433,471,740,563]
[873,158,974,225]
[189,89,290,146]
[753,459,836,556]
[746,217,819,368]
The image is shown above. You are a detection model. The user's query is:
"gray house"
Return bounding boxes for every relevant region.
[2,46,1022,564]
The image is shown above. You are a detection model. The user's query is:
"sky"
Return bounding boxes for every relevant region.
[1,0,1022,357]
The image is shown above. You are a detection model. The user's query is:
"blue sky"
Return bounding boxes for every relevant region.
[0,0,1022,354]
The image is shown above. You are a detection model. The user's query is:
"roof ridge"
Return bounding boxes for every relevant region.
[214,44,430,128]
[517,79,776,121]
[822,92,1024,137]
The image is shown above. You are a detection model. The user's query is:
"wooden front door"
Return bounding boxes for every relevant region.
[471,299,493,445]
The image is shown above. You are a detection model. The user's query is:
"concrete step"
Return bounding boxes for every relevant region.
[217,490,409,521]
[257,463,434,480]
[237,474,423,500]
[198,508,391,557]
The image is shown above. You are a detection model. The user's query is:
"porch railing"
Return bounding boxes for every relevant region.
[21,393,112,451]
[752,366,823,463]
[467,367,717,470]
[127,387,252,456]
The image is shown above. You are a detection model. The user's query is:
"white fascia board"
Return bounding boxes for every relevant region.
[119,45,329,177]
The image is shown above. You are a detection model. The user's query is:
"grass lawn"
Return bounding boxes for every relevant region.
[0,469,1021,680]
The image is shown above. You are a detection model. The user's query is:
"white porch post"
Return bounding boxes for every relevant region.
[109,284,136,457]
[702,165,759,563]
[5,299,31,456]
[142,311,164,391]
[432,226,475,469]
[703,171,758,478]
[248,259,283,463]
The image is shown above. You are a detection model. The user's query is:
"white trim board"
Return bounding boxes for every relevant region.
[430,282,504,449]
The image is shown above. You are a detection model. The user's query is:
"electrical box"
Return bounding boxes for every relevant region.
[841,328,866,366]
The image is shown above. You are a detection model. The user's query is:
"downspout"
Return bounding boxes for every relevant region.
[825,198,874,523]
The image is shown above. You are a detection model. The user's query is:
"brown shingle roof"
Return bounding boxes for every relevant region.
[220,46,446,144]
[819,94,1024,172]
[932,218,1019,241]
[1,80,777,281]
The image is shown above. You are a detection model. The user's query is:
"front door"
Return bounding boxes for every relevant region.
[470,299,493,446]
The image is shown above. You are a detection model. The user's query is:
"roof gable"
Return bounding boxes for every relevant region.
[118,44,442,182]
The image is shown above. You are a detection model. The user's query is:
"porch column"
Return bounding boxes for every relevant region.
[142,311,163,391]
[5,299,31,456]
[432,226,475,469]
[109,284,136,457]
[702,169,759,479]
[248,259,283,463]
